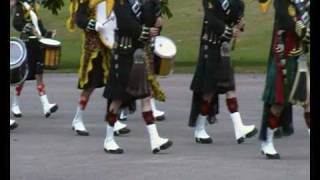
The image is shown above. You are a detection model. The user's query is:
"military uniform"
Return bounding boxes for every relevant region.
[103,0,172,154]
[258,0,310,159]
[11,0,58,118]
[188,0,257,144]
[67,0,130,136]
[67,0,111,90]
[189,0,242,126]
[103,0,165,104]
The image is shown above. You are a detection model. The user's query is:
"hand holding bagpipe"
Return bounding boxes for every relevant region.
[231,17,245,50]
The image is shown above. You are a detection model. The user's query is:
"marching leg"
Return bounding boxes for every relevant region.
[142,98,172,153]
[194,114,212,144]
[194,99,212,144]
[150,98,166,121]
[261,110,280,159]
[37,83,58,118]
[261,127,280,159]
[226,95,258,144]
[143,111,172,153]
[11,84,23,117]
[72,95,90,136]
[104,101,123,154]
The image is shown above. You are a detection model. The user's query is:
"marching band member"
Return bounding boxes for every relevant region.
[258,0,310,159]
[102,0,172,154]
[117,0,167,122]
[188,0,258,144]
[12,0,58,118]
[66,0,130,136]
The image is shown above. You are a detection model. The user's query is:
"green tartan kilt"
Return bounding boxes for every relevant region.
[262,54,298,105]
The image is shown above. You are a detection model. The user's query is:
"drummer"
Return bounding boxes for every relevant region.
[12,0,58,118]
[65,0,130,136]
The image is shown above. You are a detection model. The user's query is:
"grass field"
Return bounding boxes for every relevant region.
[10,0,276,73]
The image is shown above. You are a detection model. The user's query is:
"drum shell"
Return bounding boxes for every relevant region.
[153,55,174,77]
[40,42,61,70]
[153,36,177,77]
[10,60,28,85]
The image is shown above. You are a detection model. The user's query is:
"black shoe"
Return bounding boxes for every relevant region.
[50,104,58,113]
[104,148,124,154]
[274,129,282,139]
[245,127,258,138]
[261,151,281,159]
[195,137,213,144]
[155,115,166,121]
[72,127,90,136]
[45,112,51,118]
[10,122,18,130]
[13,113,22,118]
[114,127,131,136]
[208,116,218,124]
[282,127,294,137]
[45,105,58,118]
[236,137,245,144]
[152,140,173,154]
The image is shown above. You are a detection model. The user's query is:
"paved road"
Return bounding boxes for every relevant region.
[10,74,310,180]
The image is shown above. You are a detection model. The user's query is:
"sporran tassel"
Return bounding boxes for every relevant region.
[126,49,150,98]
[289,54,310,106]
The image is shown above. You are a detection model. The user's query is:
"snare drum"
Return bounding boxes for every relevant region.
[39,38,61,70]
[10,37,28,85]
[153,36,177,77]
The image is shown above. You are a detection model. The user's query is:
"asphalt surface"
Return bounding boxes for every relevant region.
[10,73,310,180]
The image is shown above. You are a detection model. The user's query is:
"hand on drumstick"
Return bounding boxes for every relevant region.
[149,27,160,37]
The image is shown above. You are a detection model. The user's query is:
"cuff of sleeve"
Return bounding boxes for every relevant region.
[138,26,150,41]
[86,19,96,31]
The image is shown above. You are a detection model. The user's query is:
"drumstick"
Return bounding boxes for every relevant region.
[21,2,42,37]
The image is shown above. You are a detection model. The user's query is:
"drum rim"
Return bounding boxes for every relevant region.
[10,68,29,86]
[39,38,61,46]
[154,36,177,58]
[10,37,27,69]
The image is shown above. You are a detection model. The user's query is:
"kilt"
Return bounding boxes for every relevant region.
[77,32,110,90]
[24,37,44,80]
[190,42,235,95]
[103,47,151,103]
